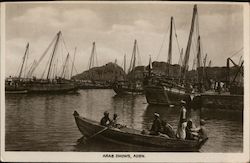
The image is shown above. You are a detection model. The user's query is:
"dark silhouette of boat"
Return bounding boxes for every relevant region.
[73,111,208,152]
[6,31,78,94]
[144,5,200,105]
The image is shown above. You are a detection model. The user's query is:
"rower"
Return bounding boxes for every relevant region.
[150,112,162,135]
[100,111,111,127]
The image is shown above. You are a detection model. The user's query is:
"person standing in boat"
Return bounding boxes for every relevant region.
[177,100,187,140]
[150,113,162,135]
[100,111,111,127]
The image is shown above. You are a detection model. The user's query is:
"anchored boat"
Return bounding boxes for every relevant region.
[5,43,30,94]
[73,111,208,152]
[112,40,144,95]
[144,5,200,105]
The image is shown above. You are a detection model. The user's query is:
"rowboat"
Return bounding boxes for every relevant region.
[73,111,208,152]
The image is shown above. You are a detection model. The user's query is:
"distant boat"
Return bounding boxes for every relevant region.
[73,111,208,152]
[112,40,144,95]
[5,43,30,94]
[195,57,244,111]
[6,31,78,94]
[144,5,200,105]
[78,42,111,89]
[28,31,78,93]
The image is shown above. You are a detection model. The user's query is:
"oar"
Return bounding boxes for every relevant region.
[87,127,109,140]
[78,127,109,145]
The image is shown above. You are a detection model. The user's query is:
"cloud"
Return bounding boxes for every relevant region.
[5,3,244,77]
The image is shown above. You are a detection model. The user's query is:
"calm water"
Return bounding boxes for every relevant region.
[5,89,243,152]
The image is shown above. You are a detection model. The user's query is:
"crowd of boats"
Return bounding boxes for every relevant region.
[6,5,243,111]
[5,4,244,151]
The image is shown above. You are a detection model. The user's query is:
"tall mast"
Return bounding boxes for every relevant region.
[196,36,201,69]
[89,42,96,70]
[132,40,137,71]
[124,54,126,74]
[88,42,96,80]
[196,36,201,83]
[178,48,183,83]
[47,31,61,80]
[202,53,207,84]
[18,43,29,79]
[149,55,152,77]
[61,53,70,78]
[70,47,77,79]
[182,4,198,80]
[167,17,173,76]
[208,60,211,67]
[132,40,137,82]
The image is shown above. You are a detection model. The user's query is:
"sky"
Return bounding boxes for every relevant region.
[5,2,244,77]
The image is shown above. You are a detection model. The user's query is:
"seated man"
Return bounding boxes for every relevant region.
[198,119,208,140]
[150,112,162,135]
[160,120,176,138]
[185,119,198,140]
[100,111,111,127]
[186,119,208,140]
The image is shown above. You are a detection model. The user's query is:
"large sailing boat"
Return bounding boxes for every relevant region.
[112,40,144,95]
[144,5,200,105]
[5,43,30,93]
[25,31,78,93]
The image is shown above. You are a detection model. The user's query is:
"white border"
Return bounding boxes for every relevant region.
[1,1,249,162]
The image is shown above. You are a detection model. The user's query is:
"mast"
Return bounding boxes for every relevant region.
[88,42,96,81]
[196,36,201,69]
[61,53,70,78]
[182,4,198,80]
[203,53,207,83]
[167,17,173,76]
[132,40,137,82]
[124,54,126,74]
[47,31,61,80]
[178,48,183,83]
[196,36,201,83]
[132,40,137,72]
[149,55,152,77]
[18,43,29,79]
[208,60,211,67]
[70,47,77,79]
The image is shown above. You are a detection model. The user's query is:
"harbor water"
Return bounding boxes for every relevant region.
[5,89,243,152]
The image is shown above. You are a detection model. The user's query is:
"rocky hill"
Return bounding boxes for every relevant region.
[72,62,126,81]
[73,61,243,84]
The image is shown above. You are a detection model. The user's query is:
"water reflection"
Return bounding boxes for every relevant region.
[5,90,243,152]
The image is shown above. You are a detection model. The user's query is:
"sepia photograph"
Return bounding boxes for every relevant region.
[1,1,249,162]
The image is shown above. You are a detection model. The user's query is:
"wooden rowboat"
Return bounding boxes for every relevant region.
[73,111,208,152]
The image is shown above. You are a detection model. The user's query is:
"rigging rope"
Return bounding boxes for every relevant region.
[31,34,57,76]
[155,23,170,61]
[136,42,142,66]
[23,48,29,78]
[173,19,182,62]
[229,47,243,58]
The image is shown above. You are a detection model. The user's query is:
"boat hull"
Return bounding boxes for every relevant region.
[196,93,243,111]
[74,112,207,152]
[27,82,78,93]
[144,85,191,106]
[112,84,144,95]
